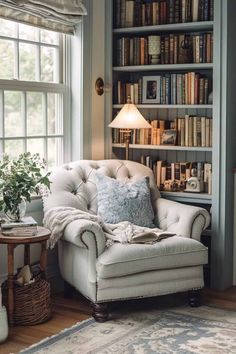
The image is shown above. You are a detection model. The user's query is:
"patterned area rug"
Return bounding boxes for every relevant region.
[20,306,236,354]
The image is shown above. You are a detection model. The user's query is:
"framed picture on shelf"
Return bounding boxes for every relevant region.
[161,129,177,145]
[142,76,160,104]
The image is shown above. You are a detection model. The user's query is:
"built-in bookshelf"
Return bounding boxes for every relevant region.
[110,0,213,204]
[105,0,236,290]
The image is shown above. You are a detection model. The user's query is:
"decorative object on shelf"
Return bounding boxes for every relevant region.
[185,167,204,193]
[148,35,161,64]
[0,286,8,343]
[161,129,177,145]
[0,153,51,222]
[142,76,160,103]
[109,97,151,160]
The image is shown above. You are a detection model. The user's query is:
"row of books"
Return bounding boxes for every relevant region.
[175,115,212,147]
[115,32,213,66]
[114,0,214,28]
[141,156,212,194]
[114,73,211,105]
[112,115,212,147]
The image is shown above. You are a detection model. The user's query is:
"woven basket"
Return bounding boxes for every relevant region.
[2,275,52,326]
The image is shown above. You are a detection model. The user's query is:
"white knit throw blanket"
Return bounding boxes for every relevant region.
[43,206,163,249]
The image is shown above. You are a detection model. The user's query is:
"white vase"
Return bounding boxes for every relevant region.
[0,306,8,343]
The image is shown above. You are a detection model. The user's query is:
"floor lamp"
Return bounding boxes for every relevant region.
[108,98,152,160]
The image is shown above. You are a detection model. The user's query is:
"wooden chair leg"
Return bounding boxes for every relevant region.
[188,289,201,307]
[64,281,74,298]
[91,302,109,322]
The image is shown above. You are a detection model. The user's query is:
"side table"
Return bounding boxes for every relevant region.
[0,226,51,326]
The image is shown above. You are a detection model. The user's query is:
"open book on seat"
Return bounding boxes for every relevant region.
[129,231,176,244]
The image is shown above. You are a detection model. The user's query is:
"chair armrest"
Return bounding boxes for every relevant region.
[154,198,211,241]
[62,219,107,257]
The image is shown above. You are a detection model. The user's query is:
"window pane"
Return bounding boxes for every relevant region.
[0,18,16,37]
[19,23,38,41]
[47,137,63,168]
[0,40,14,79]
[41,46,57,82]
[47,93,62,134]
[19,43,37,81]
[27,92,44,136]
[40,29,59,45]
[4,140,24,159]
[27,138,45,157]
[4,91,24,137]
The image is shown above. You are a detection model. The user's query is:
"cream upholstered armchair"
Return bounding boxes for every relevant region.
[43,159,210,322]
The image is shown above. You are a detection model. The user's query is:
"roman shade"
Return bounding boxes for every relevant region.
[0,0,87,34]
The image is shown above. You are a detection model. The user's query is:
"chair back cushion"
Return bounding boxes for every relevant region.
[43,159,160,216]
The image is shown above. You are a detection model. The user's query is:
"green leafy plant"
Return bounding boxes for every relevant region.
[0,152,51,221]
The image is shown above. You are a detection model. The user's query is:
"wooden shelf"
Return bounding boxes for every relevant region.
[161,191,212,204]
[112,143,212,152]
[113,21,214,34]
[113,63,213,72]
[113,104,213,109]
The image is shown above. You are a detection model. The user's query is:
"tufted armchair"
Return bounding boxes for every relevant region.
[44,159,210,321]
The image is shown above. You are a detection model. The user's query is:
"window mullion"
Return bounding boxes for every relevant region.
[14,27,19,79]
[23,91,27,152]
[43,92,48,161]
[0,90,4,155]
[36,44,40,82]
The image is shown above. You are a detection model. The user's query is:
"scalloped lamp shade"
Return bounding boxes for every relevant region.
[109,103,151,129]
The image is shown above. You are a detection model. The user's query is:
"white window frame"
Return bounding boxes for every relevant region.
[0,21,72,166]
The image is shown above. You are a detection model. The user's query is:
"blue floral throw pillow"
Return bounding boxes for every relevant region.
[95,174,155,227]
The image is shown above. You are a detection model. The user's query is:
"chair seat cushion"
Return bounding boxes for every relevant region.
[96,236,208,279]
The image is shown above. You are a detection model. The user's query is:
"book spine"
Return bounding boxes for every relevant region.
[192,0,199,21]
[180,118,185,146]
[168,0,175,24]
[185,114,189,146]
[169,34,174,64]
[164,35,170,64]
[201,116,206,147]
[134,0,142,27]
[193,116,197,147]
[125,1,135,27]
[120,0,126,27]
[114,0,121,28]
[174,0,180,23]
[188,116,193,147]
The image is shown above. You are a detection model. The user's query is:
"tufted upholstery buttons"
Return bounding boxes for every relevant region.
[44,159,161,214]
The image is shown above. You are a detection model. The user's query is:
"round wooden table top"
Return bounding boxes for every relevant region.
[0,226,51,244]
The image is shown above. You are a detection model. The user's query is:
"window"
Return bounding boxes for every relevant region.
[0,18,68,168]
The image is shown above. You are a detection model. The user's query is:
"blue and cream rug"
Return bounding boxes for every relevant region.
[20,306,236,354]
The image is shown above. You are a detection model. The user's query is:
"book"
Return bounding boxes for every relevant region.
[125,0,134,27]
[129,231,176,244]
[1,216,37,230]
[2,226,38,237]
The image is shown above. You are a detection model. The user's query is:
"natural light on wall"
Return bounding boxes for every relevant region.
[0,18,65,168]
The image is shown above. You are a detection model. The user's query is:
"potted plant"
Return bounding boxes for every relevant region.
[0,152,51,222]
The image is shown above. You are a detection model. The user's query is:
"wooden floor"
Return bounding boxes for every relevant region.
[1,287,236,354]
